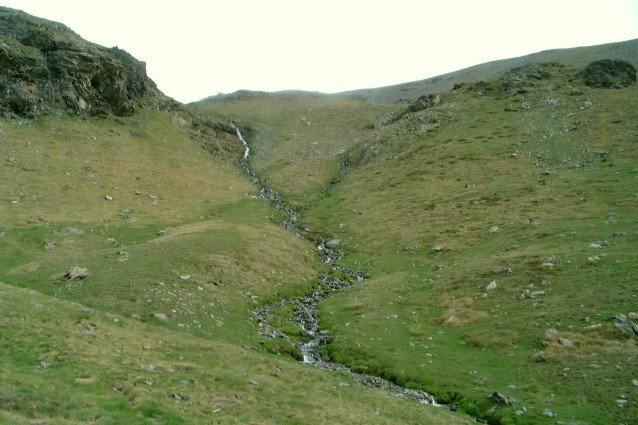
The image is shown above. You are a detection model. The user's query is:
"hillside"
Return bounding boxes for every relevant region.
[337,37,638,104]
[2,7,638,425]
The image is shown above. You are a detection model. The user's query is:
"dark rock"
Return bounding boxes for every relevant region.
[0,7,166,118]
[573,59,636,89]
[407,94,440,113]
[489,391,515,406]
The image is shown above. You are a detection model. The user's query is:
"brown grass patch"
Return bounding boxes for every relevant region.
[539,330,638,362]
[464,329,520,349]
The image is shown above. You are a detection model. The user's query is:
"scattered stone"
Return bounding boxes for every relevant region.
[326,239,341,249]
[492,267,512,274]
[542,409,556,417]
[489,392,515,406]
[614,314,638,337]
[586,255,601,265]
[65,266,90,280]
[632,379,638,387]
[628,312,638,320]
[589,242,602,248]
[43,239,56,250]
[541,262,555,269]
[248,380,259,386]
[134,190,144,195]
[40,360,52,368]
[529,291,545,299]
[541,329,557,345]
[157,229,168,236]
[152,313,168,321]
[614,232,628,237]
[485,280,497,291]
[488,226,499,233]
[432,245,445,252]
[179,274,191,281]
[559,337,575,347]
[67,227,84,235]
[104,195,113,201]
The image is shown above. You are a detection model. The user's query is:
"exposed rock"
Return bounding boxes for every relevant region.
[492,266,512,274]
[485,280,497,291]
[489,391,515,406]
[407,94,440,112]
[65,266,89,280]
[326,239,341,249]
[0,7,166,118]
[615,314,638,338]
[573,59,636,89]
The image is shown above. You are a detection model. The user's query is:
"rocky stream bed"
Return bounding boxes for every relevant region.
[230,122,449,410]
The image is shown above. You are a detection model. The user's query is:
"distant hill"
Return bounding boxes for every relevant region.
[337,38,638,103]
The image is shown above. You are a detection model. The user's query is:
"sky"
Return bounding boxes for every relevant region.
[4,0,638,103]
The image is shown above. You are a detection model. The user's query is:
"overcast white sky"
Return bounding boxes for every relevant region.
[4,0,638,103]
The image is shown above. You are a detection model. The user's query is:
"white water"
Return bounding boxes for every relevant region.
[230,121,250,160]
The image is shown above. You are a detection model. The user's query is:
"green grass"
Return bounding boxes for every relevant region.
[0,108,470,424]
[297,64,638,424]
[176,68,638,422]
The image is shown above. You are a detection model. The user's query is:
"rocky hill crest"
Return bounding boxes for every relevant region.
[0,7,166,118]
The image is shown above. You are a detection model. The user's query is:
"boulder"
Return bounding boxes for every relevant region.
[615,314,638,338]
[65,266,89,280]
[573,59,636,89]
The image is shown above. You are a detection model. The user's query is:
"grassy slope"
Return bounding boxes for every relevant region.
[193,92,402,206]
[203,65,638,423]
[0,111,469,423]
[301,64,638,423]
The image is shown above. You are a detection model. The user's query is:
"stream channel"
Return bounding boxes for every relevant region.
[230,121,448,409]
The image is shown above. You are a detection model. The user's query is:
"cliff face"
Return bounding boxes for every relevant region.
[0,7,166,118]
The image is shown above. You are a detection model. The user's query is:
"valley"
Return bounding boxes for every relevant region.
[1,7,637,424]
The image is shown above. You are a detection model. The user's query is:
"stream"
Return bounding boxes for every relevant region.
[230,121,445,408]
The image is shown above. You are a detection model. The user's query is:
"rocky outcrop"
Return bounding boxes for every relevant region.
[573,59,637,89]
[0,7,166,118]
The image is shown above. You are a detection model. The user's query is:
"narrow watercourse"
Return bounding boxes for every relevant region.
[230,121,448,409]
